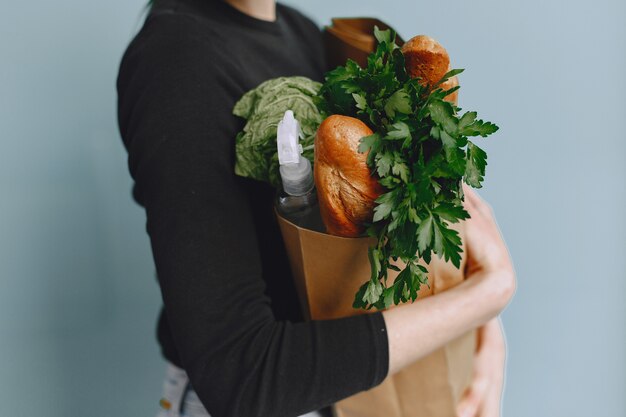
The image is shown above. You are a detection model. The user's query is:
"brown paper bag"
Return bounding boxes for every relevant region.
[275,209,476,417]
[323,18,406,70]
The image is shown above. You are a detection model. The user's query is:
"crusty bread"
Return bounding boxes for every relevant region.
[314,115,385,237]
[402,35,458,105]
[401,35,450,86]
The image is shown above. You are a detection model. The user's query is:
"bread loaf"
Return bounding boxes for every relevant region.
[314,115,385,237]
[402,35,449,85]
[402,34,458,104]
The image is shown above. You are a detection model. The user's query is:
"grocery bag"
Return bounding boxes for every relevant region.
[275,209,476,417]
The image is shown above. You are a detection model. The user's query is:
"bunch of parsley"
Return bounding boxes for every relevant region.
[315,27,498,310]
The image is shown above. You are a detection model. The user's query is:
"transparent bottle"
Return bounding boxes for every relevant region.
[274,110,325,232]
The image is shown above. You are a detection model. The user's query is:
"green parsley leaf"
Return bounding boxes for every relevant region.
[458,111,477,131]
[432,201,470,223]
[464,141,488,187]
[358,132,382,167]
[391,157,410,183]
[416,214,434,253]
[434,68,465,87]
[353,93,368,111]
[374,25,393,45]
[385,121,411,140]
[459,119,499,137]
[375,152,393,177]
[372,191,396,222]
[384,89,412,118]
[428,100,458,135]
[432,217,464,268]
[363,279,383,305]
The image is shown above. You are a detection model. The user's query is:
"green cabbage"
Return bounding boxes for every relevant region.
[232,76,322,188]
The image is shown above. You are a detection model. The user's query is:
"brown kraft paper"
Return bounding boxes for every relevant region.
[323,18,406,70]
[275,209,477,417]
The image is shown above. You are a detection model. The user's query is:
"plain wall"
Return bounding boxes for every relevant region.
[1,0,624,416]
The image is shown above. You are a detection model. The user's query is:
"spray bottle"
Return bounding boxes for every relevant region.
[275,110,325,232]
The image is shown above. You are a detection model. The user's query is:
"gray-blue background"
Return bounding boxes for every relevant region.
[1,0,624,416]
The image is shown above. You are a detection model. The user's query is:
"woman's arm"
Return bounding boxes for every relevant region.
[384,269,513,376]
[384,184,516,376]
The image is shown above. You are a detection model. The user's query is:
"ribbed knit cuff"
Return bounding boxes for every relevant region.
[366,311,390,387]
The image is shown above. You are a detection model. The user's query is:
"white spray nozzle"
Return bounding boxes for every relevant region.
[276,110,314,196]
[277,110,303,165]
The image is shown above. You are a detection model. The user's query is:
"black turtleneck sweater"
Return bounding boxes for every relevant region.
[116,1,389,416]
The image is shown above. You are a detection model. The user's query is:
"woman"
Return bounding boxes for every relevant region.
[116,0,516,416]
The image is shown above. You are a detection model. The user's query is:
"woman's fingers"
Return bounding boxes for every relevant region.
[479,383,503,417]
[471,319,506,417]
[461,182,513,275]
[456,374,490,417]
[463,182,492,217]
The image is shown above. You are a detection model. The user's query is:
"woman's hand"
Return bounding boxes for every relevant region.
[383,185,516,376]
[461,183,516,302]
[456,317,507,417]
[455,186,514,416]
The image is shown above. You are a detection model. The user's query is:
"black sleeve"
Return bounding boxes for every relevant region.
[117,15,389,417]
